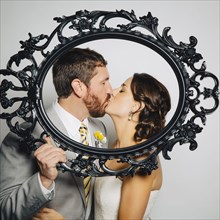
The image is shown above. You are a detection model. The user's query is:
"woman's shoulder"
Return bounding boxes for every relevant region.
[128,160,162,191]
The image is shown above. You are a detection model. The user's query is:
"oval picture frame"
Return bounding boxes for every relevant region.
[0,10,219,177]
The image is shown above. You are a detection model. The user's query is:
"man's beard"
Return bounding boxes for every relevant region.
[83,91,111,117]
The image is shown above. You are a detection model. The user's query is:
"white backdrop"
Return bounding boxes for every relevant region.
[0,1,219,219]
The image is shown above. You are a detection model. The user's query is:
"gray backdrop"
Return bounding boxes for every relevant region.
[0,1,219,219]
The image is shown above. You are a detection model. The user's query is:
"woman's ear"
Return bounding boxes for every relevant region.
[71,79,87,98]
[128,102,143,122]
[132,101,144,113]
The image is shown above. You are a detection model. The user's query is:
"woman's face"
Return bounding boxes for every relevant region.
[105,77,136,118]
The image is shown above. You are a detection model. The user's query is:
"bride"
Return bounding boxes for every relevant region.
[94,73,171,220]
[33,73,171,220]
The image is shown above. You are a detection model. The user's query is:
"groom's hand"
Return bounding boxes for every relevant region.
[34,136,67,189]
[32,207,65,220]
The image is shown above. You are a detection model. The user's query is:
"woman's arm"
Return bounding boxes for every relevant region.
[118,171,155,220]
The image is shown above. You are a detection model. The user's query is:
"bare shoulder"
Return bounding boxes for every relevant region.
[128,157,163,191]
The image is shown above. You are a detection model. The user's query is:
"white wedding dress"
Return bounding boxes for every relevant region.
[94,176,159,220]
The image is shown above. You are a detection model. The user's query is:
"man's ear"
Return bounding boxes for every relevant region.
[71,79,87,98]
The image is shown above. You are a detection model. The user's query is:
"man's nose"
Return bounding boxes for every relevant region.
[107,83,113,94]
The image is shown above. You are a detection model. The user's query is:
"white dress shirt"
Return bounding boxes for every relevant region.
[53,100,92,144]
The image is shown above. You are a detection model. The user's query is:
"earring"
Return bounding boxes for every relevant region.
[128,111,133,121]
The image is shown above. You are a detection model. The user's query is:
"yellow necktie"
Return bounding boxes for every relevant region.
[79,123,91,205]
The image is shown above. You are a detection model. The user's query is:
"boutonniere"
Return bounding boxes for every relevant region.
[94,131,107,147]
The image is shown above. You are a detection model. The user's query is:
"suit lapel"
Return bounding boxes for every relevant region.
[88,118,102,148]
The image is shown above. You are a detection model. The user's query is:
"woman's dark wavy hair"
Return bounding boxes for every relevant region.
[131,73,171,142]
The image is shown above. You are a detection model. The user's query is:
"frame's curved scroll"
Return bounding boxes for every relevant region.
[0,10,219,177]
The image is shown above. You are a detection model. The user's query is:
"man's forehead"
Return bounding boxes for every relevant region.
[92,67,109,79]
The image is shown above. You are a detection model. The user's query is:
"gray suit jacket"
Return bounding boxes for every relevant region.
[0,105,108,220]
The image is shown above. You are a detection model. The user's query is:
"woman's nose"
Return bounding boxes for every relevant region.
[112,88,119,96]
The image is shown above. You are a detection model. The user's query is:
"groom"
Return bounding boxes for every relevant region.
[0,48,112,220]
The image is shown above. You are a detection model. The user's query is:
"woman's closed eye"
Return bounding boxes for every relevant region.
[119,84,127,93]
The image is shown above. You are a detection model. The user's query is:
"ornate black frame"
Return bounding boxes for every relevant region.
[0,10,219,177]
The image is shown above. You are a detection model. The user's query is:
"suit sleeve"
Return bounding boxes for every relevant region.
[0,132,51,220]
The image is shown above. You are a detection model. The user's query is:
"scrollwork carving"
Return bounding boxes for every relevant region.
[0,10,219,177]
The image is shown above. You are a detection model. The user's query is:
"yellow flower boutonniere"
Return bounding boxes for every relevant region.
[94,131,107,146]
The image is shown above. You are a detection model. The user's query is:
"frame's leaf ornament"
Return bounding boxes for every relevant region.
[0,10,219,177]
